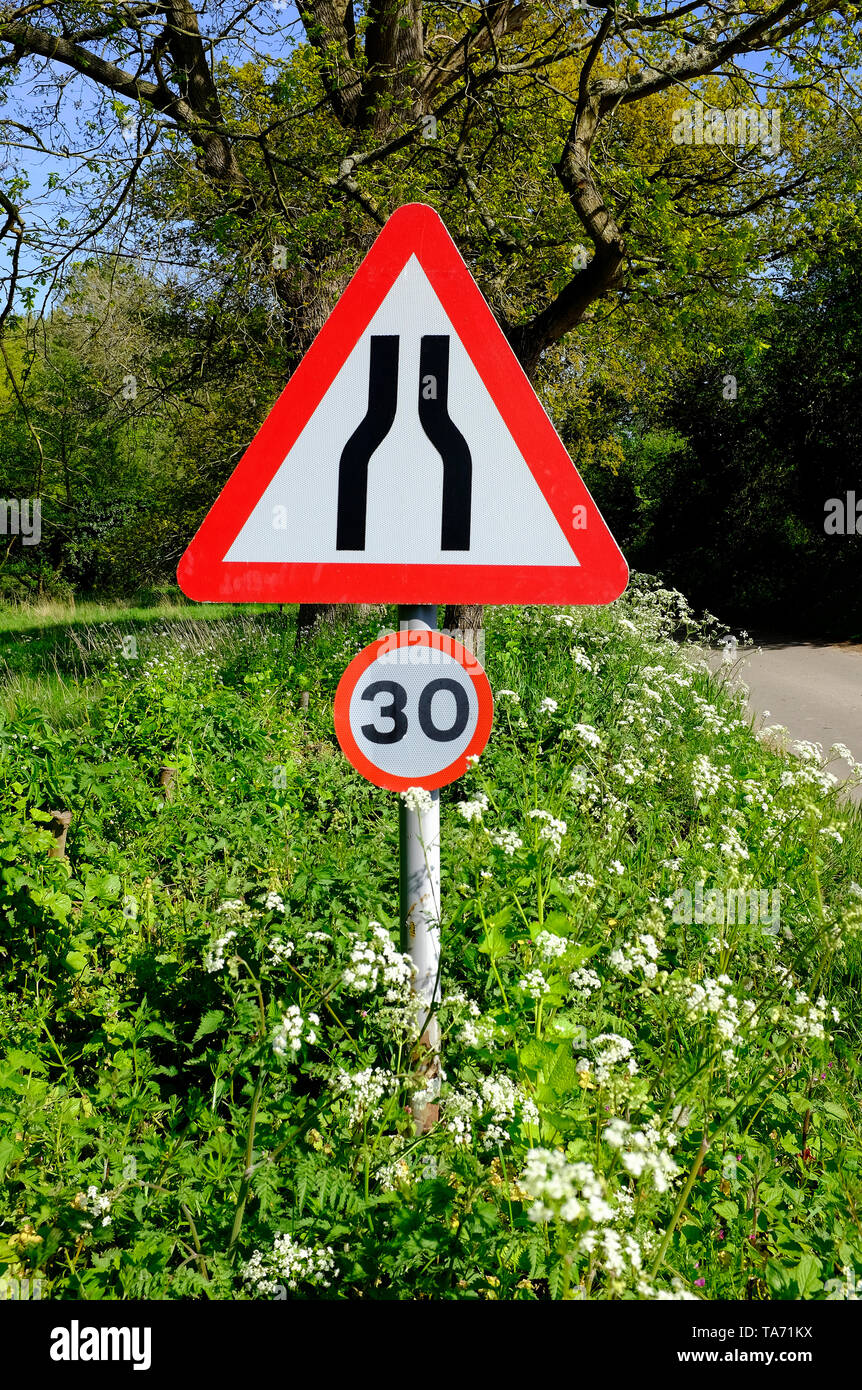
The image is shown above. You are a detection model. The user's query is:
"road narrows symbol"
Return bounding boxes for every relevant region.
[335,333,472,552]
[336,335,399,550]
[417,336,472,550]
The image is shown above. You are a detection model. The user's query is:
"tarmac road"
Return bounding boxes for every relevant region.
[710,639,862,804]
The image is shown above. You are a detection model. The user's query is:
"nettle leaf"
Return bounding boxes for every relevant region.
[519,1039,557,1074]
[788,1091,812,1113]
[822,1101,848,1120]
[793,1253,822,1298]
[547,1045,579,1096]
[192,1010,226,1044]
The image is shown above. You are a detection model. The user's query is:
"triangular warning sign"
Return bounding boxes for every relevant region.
[177,203,628,605]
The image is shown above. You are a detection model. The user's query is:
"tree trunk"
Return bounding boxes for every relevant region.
[443,603,484,662]
[295,601,385,647]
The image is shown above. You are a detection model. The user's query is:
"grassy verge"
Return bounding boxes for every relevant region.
[1,578,861,1300]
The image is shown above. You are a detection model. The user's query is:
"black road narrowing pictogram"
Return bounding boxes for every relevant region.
[336,334,472,551]
[336,335,399,550]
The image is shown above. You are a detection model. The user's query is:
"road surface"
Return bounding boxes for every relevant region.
[709,640,862,805]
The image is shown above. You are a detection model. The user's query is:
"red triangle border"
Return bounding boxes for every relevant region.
[177,203,628,605]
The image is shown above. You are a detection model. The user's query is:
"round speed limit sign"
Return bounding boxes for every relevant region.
[334,630,494,791]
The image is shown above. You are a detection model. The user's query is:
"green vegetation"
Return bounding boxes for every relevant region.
[1,6,860,633]
[2,584,860,1299]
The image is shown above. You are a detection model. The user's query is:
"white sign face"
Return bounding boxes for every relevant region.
[225,256,577,568]
[334,632,494,791]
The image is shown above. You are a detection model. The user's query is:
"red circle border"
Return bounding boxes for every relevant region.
[333,630,494,791]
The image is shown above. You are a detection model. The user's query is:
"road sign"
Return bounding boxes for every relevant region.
[333,628,494,791]
[177,202,628,605]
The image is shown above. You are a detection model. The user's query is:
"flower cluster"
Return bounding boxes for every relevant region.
[440,990,496,1048]
[528,808,567,854]
[442,1073,538,1150]
[536,930,568,961]
[343,922,413,998]
[521,1148,614,1225]
[267,936,294,966]
[242,1233,336,1295]
[691,754,723,801]
[572,723,602,748]
[608,913,664,981]
[604,1118,681,1193]
[272,1004,319,1057]
[671,974,757,1068]
[785,989,839,1042]
[72,1186,112,1228]
[332,1066,397,1126]
[518,967,551,999]
[577,1033,638,1086]
[568,966,602,1001]
[488,828,523,855]
[457,792,488,822]
[204,928,237,974]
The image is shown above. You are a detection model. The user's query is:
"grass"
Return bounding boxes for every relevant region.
[1,577,861,1301]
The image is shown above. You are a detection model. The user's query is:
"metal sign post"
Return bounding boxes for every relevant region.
[333,612,493,1135]
[397,604,442,1133]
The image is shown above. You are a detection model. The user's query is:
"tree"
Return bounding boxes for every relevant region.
[1,2,860,626]
[585,232,862,635]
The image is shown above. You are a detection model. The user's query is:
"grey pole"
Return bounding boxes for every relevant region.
[398,603,442,1132]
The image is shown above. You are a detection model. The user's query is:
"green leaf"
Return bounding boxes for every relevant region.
[822,1101,848,1120]
[193,1010,226,1044]
[794,1254,822,1297]
[0,1137,21,1175]
[547,1045,579,1096]
[714,1200,738,1219]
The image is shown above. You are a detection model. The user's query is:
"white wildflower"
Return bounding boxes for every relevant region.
[528,809,567,854]
[520,1149,615,1226]
[204,928,237,973]
[519,967,551,998]
[332,1066,396,1125]
[568,966,602,1001]
[457,792,489,822]
[272,1005,319,1057]
[243,1233,335,1294]
[401,786,434,815]
[572,723,601,748]
[488,829,523,855]
[536,930,568,961]
[268,936,295,966]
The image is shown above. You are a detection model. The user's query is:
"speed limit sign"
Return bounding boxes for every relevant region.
[333,629,494,791]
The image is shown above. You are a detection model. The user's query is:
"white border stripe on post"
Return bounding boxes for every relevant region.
[398,604,442,1132]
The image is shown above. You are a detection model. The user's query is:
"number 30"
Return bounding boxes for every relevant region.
[361,678,469,744]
